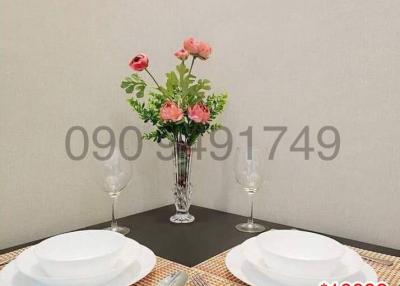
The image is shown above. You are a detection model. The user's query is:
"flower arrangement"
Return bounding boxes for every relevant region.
[121,37,228,146]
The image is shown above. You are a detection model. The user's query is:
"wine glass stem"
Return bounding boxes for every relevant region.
[248,193,254,224]
[111,194,119,230]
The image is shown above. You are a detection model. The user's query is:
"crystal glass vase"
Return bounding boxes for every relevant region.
[170,138,195,224]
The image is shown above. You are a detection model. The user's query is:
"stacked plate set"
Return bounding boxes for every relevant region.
[0,230,156,286]
[226,229,378,286]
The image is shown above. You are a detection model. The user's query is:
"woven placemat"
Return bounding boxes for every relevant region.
[1,245,399,285]
[135,257,243,286]
[351,246,400,286]
[0,247,29,270]
[194,246,400,286]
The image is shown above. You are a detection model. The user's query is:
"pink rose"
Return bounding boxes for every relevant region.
[174,48,189,61]
[183,37,200,55]
[197,41,212,60]
[160,101,183,122]
[188,103,210,124]
[129,53,149,71]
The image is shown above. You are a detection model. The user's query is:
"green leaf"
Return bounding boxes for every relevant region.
[125,85,134,93]
[166,71,179,93]
[176,62,188,79]
[135,84,146,98]
[121,73,147,98]
[120,80,129,88]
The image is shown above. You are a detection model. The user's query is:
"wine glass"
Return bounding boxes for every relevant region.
[100,148,132,235]
[234,146,266,233]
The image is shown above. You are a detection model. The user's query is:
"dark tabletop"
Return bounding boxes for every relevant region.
[1,205,399,267]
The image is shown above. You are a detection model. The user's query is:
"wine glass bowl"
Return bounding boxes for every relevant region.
[103,170,130,196]
[234,146,266,233]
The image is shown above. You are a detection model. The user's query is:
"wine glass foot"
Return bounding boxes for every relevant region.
[235,222,266,233]
[105,226,130,235]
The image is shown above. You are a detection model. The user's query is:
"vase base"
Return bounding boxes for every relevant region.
[170,213,195,224]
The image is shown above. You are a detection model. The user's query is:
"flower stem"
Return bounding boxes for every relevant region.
[145,68,161,89]
[189,56,196,75]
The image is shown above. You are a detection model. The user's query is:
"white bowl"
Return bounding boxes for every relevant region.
[34,230,126,278]
[256,230,345,277]
[17,238,140,286]
[243,237,363,286]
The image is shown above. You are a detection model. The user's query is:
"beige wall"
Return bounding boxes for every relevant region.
[1,0,399,249]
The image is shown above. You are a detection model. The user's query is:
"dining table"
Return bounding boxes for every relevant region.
[1,205,399,285]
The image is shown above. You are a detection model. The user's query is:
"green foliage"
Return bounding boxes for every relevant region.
[206,93,228,120]
[121,58,228,145]
[121,74,147,98]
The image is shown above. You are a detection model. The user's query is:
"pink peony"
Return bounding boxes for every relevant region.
[129,53,149,71]
[160,101,183,122]
[197,41,212,60]
[188,103,210,124]
[174,48,189,61]
[183,37,200,55]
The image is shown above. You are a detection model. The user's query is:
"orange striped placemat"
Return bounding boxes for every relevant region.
[1,245,399,285]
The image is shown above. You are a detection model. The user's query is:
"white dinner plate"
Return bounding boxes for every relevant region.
[243,237,363,285]
[0,242,156,286]
[16,238,140,286]
[226,244,378,286]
